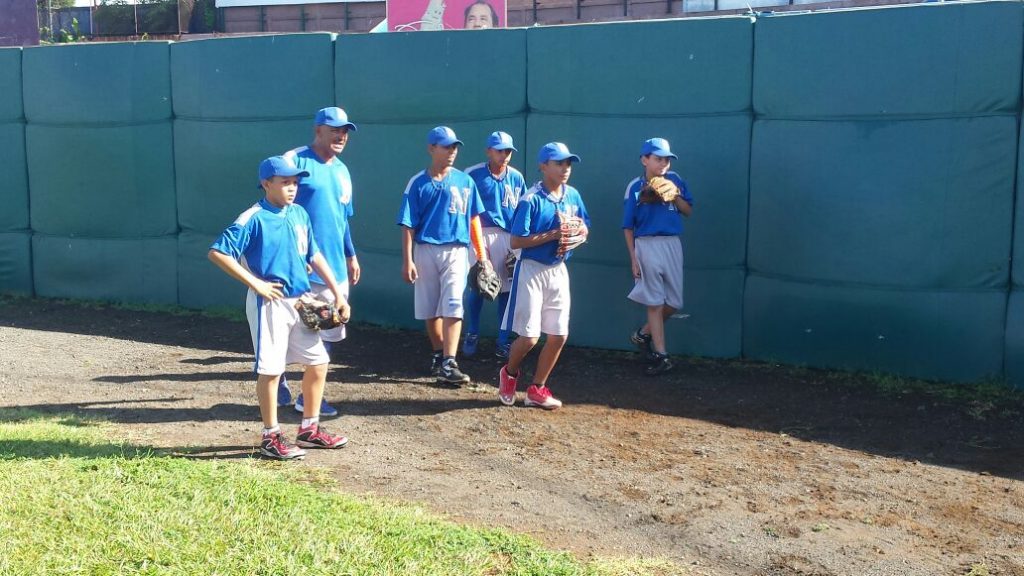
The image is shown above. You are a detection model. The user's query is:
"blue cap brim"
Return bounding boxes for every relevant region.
[258,169,309,187]
[491,144,517,151]
[548,153,580,163]
[320,120,358,131]
[435,138,463,147]
[650,150,677,159]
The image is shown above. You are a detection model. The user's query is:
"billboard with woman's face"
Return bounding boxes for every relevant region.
[388,0,507,31]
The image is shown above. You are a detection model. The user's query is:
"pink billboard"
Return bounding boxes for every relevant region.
[388,0,507,32]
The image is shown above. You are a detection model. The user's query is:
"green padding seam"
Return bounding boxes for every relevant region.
[0,232,32,295]
[0,47,23,122]
[0,123,29,232]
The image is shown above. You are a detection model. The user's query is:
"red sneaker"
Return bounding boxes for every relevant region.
[524,384,562,410]
[296,423,348,449]
[260,431,307,460]
[498,365,518,406]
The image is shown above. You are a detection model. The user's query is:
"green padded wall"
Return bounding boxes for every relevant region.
[32,235,177,304]
[174,118,310,235]
[337,118,526,327]
[525,113,749,357]
[754,2,1022,118]
[335,29,526,123]
[1007,90,1024,388]
[0,233,32,295]
[746,2,1021,382]
[749,118,1016,289]
[745,276,1007,382]
[0,48,22,122]
[26,123,177,237]
[171,34,334,120]
[178,231,245,309]
[0,49,29,236]
[528,17,752,116]
[23,42,172,124]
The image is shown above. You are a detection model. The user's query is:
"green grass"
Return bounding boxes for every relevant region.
[0,410,679,576]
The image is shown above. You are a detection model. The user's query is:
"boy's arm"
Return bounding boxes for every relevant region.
[510,228,561,250]
[401,225,418,284]
[207,249,284,300]
[344,226,360,286]
[310,252,350,322]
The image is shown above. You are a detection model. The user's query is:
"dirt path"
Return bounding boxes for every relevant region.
[1,298,1022,575]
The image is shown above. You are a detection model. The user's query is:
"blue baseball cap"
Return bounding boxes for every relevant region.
[315,107,358,131]
[258,155,309,187]
[641,137,677,159]
[428,126,462,147]
[486,131,517,151]
[537,142,581,164]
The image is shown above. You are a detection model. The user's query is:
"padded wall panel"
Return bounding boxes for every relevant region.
[1005,291,1024,388]
[744,275,1005,382]
[23,42,171,124]
[171,34,334,120]
[27,123,177,237]
[0,48,22,121]
[754,2,1023,118]
[749,117,1016,289]
[0,115,29,233]
[174,118,310,235]
[336,29,526,122]
[525,113,749,270]
[178,231,246,309]
[528,17,752,115]
[33,235,177,304]
[342,117,527,252]
[0,232,32,295]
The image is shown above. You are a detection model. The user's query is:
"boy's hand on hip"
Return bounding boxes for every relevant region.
[256,281,285,300]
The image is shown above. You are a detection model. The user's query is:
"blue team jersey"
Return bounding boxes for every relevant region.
[284,146,353,285]
[210,199,319,298]
[511,182,591,266]
[396,168,484,245]
[464,163,525,231]
[621,172,694,237]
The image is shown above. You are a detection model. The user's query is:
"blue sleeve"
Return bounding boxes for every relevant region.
[343,225,355,258]
[469,180,485,217]
[304,213,320,265]
[575,192,591,228]
[210,222,251,260]
[397,185,419,229]
[510,198,532,237]
[670,173,694,206]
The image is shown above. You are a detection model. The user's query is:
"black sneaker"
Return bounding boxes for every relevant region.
[429,353,443,376]
[631,328,653,354]
[644,354,674,376]
[438,359,471,386]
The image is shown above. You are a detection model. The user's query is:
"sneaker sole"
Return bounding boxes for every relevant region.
[498,393,516,406]
[523,399,561,410]
[259,448,306,460]
[296,438,348,449]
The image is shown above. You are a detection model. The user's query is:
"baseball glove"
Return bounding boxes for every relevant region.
[469,261,501,301]
[295,294,345,330]
[639,176,679,204]
[556,212,587,258]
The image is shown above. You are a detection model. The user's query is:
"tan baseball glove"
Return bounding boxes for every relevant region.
[639,176,679,204]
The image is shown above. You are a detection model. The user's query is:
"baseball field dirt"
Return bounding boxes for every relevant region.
[1,296,1022,575]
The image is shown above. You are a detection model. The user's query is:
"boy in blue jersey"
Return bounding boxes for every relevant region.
[397,126,492,386]
[462,131,526,359]
[208,156,350,461]
[276,107,360,417]
[497,142,590,409]
[622,138,694,376]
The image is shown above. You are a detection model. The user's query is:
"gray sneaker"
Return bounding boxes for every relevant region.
[438,359,471,386]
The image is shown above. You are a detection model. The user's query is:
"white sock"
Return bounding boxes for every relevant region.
[301,417,319,429]
[262,425,280,436]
